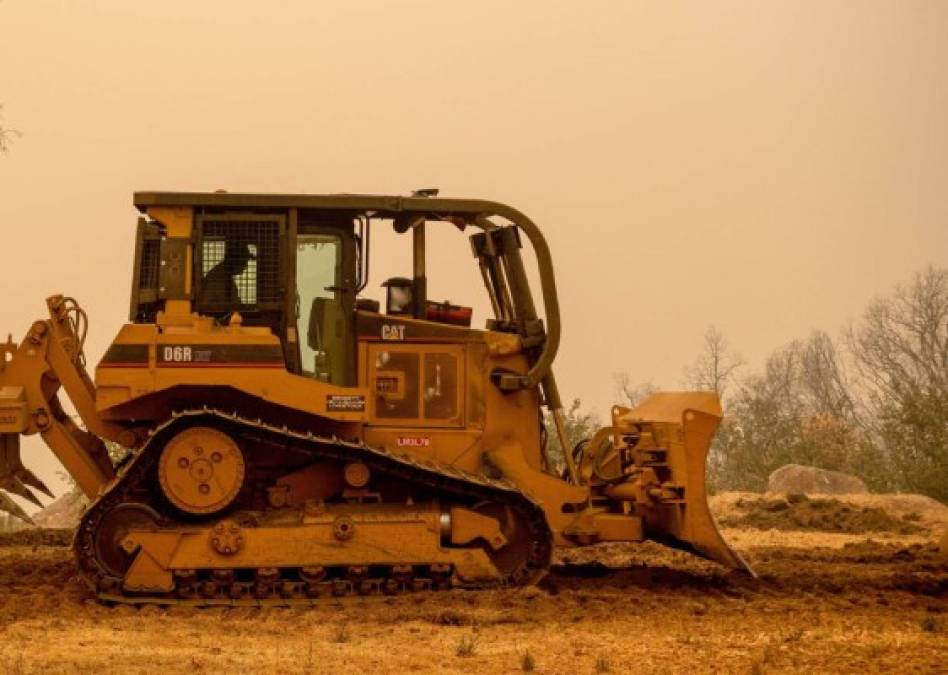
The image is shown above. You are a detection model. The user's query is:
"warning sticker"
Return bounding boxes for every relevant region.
[326,395,366,412]
[396,436,431,448]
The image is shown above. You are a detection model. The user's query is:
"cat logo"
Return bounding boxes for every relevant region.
[381,325,406,341]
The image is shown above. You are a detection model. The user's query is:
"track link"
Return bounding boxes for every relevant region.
[74,409,552,605]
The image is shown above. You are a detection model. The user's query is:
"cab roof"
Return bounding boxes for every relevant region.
[134,191,514,219]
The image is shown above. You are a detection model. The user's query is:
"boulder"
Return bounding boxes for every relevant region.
[767,464,868,495]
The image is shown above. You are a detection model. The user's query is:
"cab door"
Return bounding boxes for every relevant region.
[294,228,355,385]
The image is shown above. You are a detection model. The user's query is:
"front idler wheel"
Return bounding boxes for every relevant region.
[93,502,162,579]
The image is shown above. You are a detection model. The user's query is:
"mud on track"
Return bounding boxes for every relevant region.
[0,527,945,675]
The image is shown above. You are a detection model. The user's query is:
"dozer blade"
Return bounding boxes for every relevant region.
[0,433,46,522]
[617,392,755,576]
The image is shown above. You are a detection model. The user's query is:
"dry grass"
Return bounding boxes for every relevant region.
[331,623,350,644]
[455,630,479,658]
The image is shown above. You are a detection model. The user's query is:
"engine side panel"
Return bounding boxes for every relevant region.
[95,322,369,424]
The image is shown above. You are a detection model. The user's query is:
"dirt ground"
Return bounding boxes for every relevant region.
[0,494,945,674]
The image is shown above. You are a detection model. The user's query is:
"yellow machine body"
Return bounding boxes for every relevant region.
[0,192,749,604]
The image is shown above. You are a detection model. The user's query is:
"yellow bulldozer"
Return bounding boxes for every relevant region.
[0,191,750,604]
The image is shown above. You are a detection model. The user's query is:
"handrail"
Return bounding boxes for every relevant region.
[400,198,561,392]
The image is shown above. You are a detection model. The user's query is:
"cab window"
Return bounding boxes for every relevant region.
[193,217,282,314]
[297,233,344,383]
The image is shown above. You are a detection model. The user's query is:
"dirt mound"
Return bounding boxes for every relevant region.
[716,494,927,534]
[0,529,73,547]
[768,463,867,494]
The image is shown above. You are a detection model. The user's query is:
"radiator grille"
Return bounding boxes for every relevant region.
[138,239,160,290]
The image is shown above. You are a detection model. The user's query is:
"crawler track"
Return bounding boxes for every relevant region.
[74,409,553,606]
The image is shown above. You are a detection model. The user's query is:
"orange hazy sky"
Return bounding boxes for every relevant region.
[2,1,947,498]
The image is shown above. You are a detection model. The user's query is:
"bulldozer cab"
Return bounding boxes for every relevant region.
[130,208,360,385]
[127,192,568,401]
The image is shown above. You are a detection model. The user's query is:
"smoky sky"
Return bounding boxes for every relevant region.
[2,1,947,501]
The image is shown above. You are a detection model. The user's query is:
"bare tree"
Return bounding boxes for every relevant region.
[798,331,860,422]
[613,373,658,408]
[700,269,946,500]
[542,399,599,472]
[848,266,948,402]
[709,331,879,492]
[683,326,744,401]
[0,104,20,153]
[847,266,948,499]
